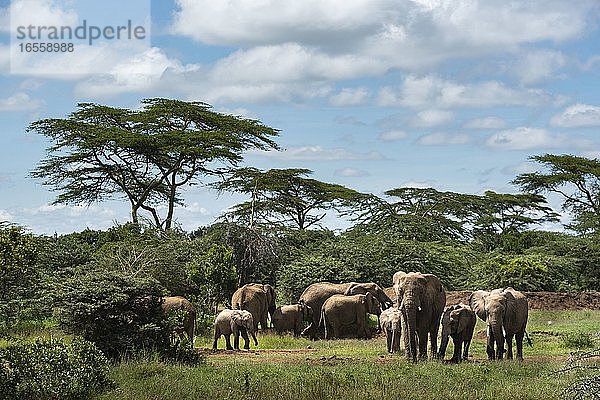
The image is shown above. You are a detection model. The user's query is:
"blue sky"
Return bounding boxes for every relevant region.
[1,0,600,234]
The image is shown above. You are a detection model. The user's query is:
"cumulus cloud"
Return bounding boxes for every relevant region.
[514,50,566,85]
[0,92,43,112]
[412,109,454,127]
[416,132,470,146]
[252,145,385,161]
[334,167,370,177]
[463,116,506,129]
[378,130,408,142]
[378,75,558,109]
[329,87,369,106]
[485,127,592,150]
[550,104,600,128]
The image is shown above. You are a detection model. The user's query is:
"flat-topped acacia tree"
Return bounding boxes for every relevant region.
[29,98,279,231]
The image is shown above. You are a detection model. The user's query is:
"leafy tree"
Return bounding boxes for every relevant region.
[513,154,600,234]
[217,168,364,230]
[0,225,38,327]
[30,99,279,230]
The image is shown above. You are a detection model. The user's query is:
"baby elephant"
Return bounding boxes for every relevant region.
[271,301,313,337]
[213,309,258,351]
[380,307,402,353]
[438,303,476,363]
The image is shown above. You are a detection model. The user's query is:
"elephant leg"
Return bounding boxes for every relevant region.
[515,332,524,360]
[463,339,471,361]
[505,334,514,360]
[240,328,250,350]
[418,330,428,360]
[213,327,220,350]
[225,334,233,351]
[451,338,463,363]
[386,331,393,353]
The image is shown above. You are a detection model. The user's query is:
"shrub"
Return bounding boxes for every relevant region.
[0,337,111,400]
[54,269,170,360]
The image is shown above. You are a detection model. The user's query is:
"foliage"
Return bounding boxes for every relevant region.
[29,98,279,230]
[187,243,237,312]
[0,226,39,329]
[513,154,600,234]
[469,254,570,291]
[561,332,596,349]
[54,269,170,360]
[0,337,111,400]
[217,168,364,229]
[558,348,600,400]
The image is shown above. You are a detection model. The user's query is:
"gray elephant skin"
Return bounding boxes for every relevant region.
[438,303,476,363]
[161,296,196,347]
[213,309,258,351]
[470,287,529,360]
[393,271,446,362]
[231,283,276,331]
[299,282,392,339]
[271,301,313,337]
[380,307,402,353]
[320,293,382,339]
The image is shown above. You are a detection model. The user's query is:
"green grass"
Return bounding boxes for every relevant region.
[92,310,600,400]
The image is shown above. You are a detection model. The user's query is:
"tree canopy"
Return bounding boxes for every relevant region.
[513,154,600,234]
[29,98,279,230]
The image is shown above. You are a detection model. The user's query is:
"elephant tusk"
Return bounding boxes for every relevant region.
[417,306,422,312]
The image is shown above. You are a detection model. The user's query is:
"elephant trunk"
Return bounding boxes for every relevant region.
[492,324,504,360]
[402,300,419,362]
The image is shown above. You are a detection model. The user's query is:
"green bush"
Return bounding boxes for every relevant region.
[54,269,170,360]
[0,337,111,400]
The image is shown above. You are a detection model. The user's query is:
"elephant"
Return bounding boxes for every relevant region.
[393,271,446,362]
[384,286,398,306]
[271,301,313,337]
[470,287,529,360]
[161,296,196,347]
[380,307,402,353]
[320,293,382,339]
[299,281,393,339]
[437,303,476,363]
[213,309,258,351]
[232,283,276,331]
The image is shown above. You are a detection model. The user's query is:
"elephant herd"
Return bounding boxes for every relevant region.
[164,272,530,362]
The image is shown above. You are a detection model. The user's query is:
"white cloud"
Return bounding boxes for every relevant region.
[412,109,454,127]
[416,132,470,146]
[463,116,506,129]
[485,127,592,150]
[514,50,566,85]
[378,75,557,109]
[550,104,600,128]
[334,167,370,177]
[501,162,539,176]
[252,145,384,161]
[8,0,78,34]
[329,87,369,106]
[0,92,43,112]
[378,130,408,142]
[0,209,15,222]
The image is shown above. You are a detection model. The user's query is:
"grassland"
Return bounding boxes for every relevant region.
[94,310,600,400]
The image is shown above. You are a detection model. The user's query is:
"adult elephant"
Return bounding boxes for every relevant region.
[161,296,196,347]
[271,301,313,337]
[213,309,258,351]
[393,271,446,362]
[320,293,381,339]
[232,283,276,331]
[438,303,476,363]
[299,282,393,339]
[470,287,529,360]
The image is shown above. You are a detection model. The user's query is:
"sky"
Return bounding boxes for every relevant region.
[1,0,600,234]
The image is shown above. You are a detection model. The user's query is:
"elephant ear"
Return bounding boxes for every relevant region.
[457,308,471,334]
[501,290,517,326]
[392,271,407,286]
[469,290,489,322]
[345,283,368,295]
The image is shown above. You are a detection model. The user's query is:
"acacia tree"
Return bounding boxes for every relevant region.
[30,99,279,230]
[216,168,364,230]
[513,154,600,234]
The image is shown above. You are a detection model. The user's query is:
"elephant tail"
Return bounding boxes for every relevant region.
[525,331,533,347]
